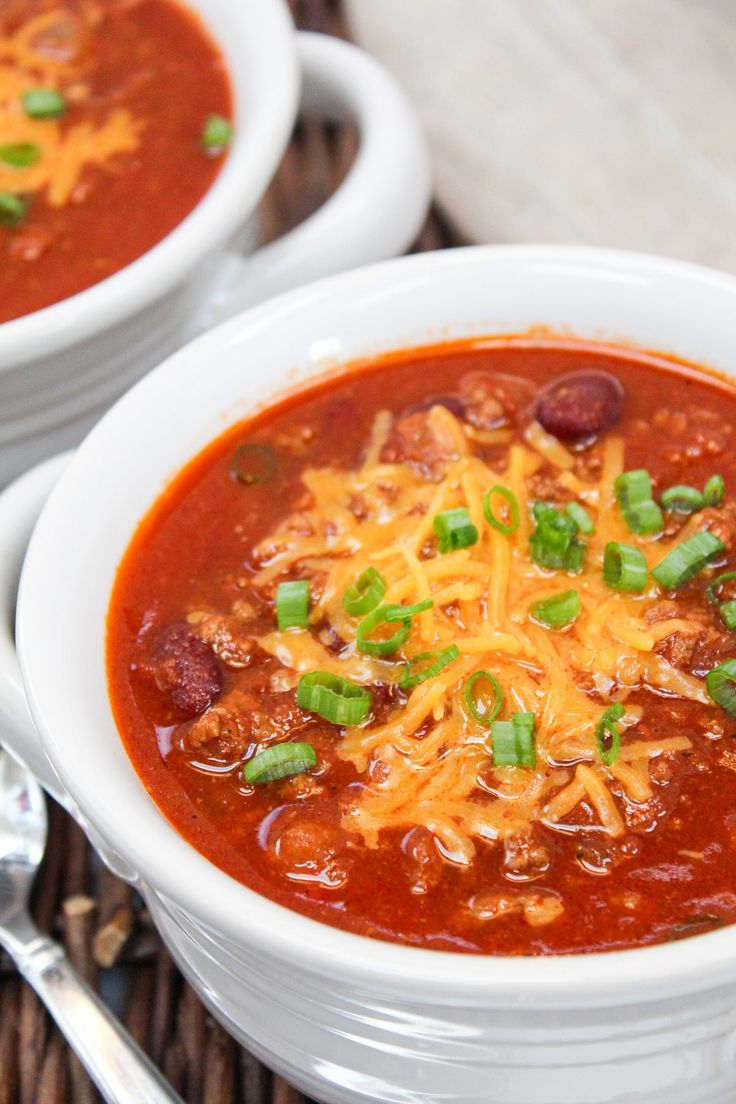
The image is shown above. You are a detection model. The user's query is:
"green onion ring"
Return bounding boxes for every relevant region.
[651,531,724,590]
[625,499,664,536]
[615,469,653,507]
[0,192,27,226]
[356,606,411,657]
[201,113,233,150]
[342,567,386,617]
[296,672,372,725]
[398,645,459,691]
[706,571,736,606]
[482,485,520,536]
[565,501,595,534]
[275,580,309,631]
[529,589,581,629]
[603,542,648,592]
[529,503,586,573]
[490,712,536,768]
[614,469,663,535]
[433,507,479,553]
[596,702,626,766]
[464,671,503,727]
[243,742,317,784]
[719,599,736,632]
[703,474,725,507]
[0,143,40,167]
[23,88,66,119]
[660,485,705,514]
[706,659,736,719]
[383,600,433,622]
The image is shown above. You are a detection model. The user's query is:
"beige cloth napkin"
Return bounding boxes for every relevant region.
[346,0,736,269]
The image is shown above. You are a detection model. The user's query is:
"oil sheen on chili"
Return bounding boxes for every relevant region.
[107,338,736,954]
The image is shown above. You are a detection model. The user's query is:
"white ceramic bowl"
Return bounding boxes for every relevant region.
[4,246,736,1104]
[0,0,430,487]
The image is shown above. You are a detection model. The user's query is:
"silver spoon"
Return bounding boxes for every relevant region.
[0,750,185,1103]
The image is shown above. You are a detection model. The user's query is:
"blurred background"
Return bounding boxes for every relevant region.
[346,0,736,269]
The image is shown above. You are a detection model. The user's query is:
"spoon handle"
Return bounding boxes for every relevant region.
[9,921,185,1104]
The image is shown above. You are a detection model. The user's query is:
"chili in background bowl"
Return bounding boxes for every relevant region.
[0,0,430,487]
[4,246,736,1103]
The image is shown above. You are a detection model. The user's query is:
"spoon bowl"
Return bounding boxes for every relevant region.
[0,752,46,931]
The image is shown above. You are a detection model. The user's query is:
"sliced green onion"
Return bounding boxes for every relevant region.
[706,659,736,718]
[433,508,479,553]
[356,606,411,657]
[398,645,459,691]
[704,474,725,507]
[530,589,581,629]
[529,534,586,573]
[296,672,371,725]
[719,599,736,631]
[482,485,520,536]
[627,499,664,535]
[603,542,648,592]
[23,88,66,118]
[530,522,572,560]
[511,712,535,768]
[564,540,586,573]
[531,504,575,544]
[565,502,594,534]
[244,742,317,784]
[596,702,625,766]
[707,574,736,631]
[0,192,26,226]
[539,508,577,545]
[383,599,433,622]
[660,484,704,514]
[529,504,586,573]
[615,469,653,506]
[230,442,276,485]
[0,143,40,167]
[490,722,516,765]
[706,570,736,606]
[276,580,309,631]
[464,671,503,727]
[490,712,536,768]
[615,469,663,535]
[651,531,724,590]
[532,501,554,522]
[201,113,233,151]
[342,567,386,617]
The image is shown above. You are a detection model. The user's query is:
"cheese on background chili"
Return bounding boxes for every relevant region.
[0,1,232,321]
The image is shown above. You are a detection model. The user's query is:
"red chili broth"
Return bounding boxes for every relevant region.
[107,340,736,954]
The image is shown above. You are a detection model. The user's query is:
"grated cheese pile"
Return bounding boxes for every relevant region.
[251,404,701,865]
[0,10,143,207]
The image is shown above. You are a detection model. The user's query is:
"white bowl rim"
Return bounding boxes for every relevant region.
[0,0,299,371]
[18,243,736,1004]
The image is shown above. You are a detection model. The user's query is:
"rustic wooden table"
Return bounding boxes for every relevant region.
[0,3,455,1102]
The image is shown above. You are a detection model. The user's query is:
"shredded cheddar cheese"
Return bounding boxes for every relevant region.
[0,9,143,207]
[251,405,701,864]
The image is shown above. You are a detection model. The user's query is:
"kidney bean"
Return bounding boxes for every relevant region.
[151,623,221,718]
[536,371,624,440]
[458,371,537,429]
